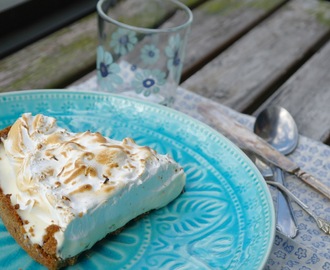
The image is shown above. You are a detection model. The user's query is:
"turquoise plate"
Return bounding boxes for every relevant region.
[0,90,274,270]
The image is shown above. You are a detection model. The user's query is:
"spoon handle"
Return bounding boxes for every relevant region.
[267,181,330,235]
[273,167,298,238]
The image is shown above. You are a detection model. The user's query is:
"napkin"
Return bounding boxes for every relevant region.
[70,77,330,269]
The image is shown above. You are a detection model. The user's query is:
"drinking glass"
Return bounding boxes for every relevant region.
[96,0,193,106]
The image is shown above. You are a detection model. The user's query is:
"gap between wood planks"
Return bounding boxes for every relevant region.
[325,136,330,146]
[243,30,330,116]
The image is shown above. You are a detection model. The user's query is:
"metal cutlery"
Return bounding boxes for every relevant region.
[254,106,298,238]
[246,151,330,235]
[267,181,330,235]
[198,103,330,200]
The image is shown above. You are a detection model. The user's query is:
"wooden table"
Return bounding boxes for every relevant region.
[1,0,330,146]
[1,0,330,268]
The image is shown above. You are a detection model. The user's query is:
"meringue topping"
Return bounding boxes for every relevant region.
[0,113,185,259]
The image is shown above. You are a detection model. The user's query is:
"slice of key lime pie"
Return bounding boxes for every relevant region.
[0,113,185,269]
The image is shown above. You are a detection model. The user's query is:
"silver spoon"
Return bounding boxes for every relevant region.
[254,106,298,238]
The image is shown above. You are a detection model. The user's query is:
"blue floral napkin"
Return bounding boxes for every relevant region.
[70,78,330,269]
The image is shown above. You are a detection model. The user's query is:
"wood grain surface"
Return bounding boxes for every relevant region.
[182,0,330,112]
[181,0,287,79]
[0,13,98,92]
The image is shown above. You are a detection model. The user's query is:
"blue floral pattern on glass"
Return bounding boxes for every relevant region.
[131,69,166,96]
[140,44,160,64]
[96,46,123,92]
[97,28,185,105]
[165,34,183,80]
[110,28,138,56]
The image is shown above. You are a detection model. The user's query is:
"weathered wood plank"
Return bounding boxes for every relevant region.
[254,39,330,143]
[0,13,98,92]
[182,0,330,113]
[181,0,287,79]
[0,0,206,93]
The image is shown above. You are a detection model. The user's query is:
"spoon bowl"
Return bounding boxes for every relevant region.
[254,106,299,155]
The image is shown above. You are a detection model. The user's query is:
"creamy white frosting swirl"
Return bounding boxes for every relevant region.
[0,113,185,259]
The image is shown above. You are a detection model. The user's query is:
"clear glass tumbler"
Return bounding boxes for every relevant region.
[96,0,193,106]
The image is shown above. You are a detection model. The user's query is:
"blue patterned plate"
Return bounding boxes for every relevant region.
[0,90,274,270]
